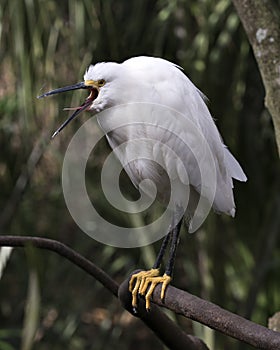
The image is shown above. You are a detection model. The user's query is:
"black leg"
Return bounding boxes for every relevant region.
[129,215,183,310]
[165,218,183,276]
[153,230,172,269]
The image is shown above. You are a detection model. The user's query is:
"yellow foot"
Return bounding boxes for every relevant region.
[129,269,171,310]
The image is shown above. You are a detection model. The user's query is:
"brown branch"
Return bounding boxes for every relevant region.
[118,272,208,350]
[232,0,280,155]
[1,235,280,349]
[0,235,207,350]
[0,235,118,296]
[146,281,280,349]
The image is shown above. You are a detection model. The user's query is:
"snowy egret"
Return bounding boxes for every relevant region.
[38,56,247,310]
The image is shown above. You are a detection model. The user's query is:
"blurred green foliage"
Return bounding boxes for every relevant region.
[0,0,280,349]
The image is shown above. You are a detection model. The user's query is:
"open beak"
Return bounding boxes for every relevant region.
[37,82,98,138]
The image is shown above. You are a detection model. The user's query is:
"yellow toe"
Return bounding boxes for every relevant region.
[129,269,160,308]
[129,269,171,309]
[160,273,172,300]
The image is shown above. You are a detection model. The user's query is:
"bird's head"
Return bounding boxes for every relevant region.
[37,62,120,138]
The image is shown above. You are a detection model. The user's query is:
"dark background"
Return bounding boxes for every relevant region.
[0,1,279,349]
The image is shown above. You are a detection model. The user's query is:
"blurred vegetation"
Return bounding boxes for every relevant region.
[0,0,280,349]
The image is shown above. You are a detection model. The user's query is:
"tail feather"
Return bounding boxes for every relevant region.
[212,148,247,217]
[224,147,247,182]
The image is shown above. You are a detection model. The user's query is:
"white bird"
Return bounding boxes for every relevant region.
[38,56,247,310]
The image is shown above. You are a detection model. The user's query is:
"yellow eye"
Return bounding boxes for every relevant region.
[98,79,106,87]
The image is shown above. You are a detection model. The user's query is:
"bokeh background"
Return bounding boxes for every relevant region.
[0,1,279,349]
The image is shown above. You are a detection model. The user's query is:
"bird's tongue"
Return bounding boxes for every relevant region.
[52,98,92,138]
[63,88,98,111]
[51,87,99,138]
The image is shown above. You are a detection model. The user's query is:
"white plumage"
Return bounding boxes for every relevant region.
[83,56,247,222]
[39,56,248,309]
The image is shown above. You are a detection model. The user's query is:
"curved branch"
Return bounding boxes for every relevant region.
[1,235,280,349]
[0,235,207,350]
[0,235,119,296]
[148,280,280,349]
[118,271,209,350]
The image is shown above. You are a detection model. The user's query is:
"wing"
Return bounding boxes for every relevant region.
[167,63,247,216]
[124,57,247,216]
[101,56,247,217]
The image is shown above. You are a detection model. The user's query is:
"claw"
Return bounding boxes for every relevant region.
[160,274,171,299]
[129,269,171,310]
[129,269,160,308]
